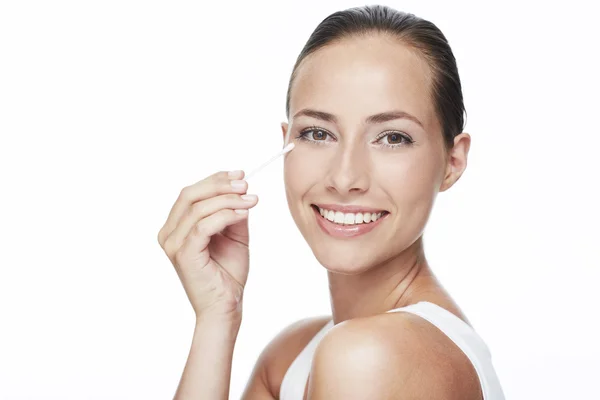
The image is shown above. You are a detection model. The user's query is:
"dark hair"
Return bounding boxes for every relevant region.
[285,5,465,149]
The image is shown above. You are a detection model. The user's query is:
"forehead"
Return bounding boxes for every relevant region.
[290,34,437,130]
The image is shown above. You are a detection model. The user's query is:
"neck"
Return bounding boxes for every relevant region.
[327,236,436,324]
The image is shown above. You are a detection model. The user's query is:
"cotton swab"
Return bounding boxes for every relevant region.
[245,142,295,180]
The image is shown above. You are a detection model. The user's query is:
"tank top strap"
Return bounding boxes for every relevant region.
[279,319,334,400]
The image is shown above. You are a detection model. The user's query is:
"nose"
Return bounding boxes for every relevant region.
[324,141,370,195]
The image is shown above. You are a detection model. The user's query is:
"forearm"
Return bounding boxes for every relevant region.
[174,314,241,400]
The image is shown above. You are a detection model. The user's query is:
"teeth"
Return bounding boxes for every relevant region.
[334,211,344,224]
[326,210,335,222]
[344,213,355,225]
[317,207,385,226]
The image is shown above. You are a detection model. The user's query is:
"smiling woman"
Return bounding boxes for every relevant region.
[158,4,505,400]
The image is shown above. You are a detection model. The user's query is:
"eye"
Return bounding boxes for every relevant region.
[310,129,328,140]
[386,133,404,144]
[296,126,335,143]
[375,131,414,148]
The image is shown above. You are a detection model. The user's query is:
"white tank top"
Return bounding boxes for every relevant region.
[279,301,505,400]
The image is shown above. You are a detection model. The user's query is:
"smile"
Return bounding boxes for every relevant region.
[311,204,389,238]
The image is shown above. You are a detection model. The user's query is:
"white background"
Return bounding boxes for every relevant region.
[1,1,599,399]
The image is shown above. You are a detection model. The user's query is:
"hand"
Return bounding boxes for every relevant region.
[157,170,258,320]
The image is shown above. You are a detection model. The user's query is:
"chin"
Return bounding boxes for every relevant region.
[307,237,395,275]
[312,248,374,275]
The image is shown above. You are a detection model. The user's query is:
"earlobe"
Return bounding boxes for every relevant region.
[440,132,471,192]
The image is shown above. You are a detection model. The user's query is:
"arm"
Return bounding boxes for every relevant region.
[156,170,258,399]
[239,338,277,400]
[307,314,482,400]
[173,314,241,400]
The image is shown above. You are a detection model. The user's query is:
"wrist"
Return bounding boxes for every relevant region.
[195,311,242,335]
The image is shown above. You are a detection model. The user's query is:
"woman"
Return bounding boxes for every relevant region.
[158,5,505,400]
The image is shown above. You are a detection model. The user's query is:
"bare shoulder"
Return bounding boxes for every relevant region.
[241,315,331,399]
[308,312,482,400]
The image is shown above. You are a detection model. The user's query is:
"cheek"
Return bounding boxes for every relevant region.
[283,146,329,196]
[376,149,443,225]
[381,148,440,189]
[283,148,330,234]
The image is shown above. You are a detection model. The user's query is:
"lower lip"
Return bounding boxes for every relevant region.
[312,206,388,238]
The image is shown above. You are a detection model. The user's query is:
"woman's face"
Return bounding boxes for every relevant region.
[282,34,460,274]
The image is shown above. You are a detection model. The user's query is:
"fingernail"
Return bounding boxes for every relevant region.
[235,209,249,214]
[241,194,257,202]
[230,180,246,189]
[228,170,243,179]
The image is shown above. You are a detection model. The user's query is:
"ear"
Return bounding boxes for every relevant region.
[281,121,289,146]
[440,132,471,192]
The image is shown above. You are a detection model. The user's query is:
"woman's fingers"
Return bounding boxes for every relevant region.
[163,193,259,256]
[158,170,247,244]
[173,208,251,268]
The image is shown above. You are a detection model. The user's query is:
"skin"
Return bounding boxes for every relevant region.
[241,33,481,399]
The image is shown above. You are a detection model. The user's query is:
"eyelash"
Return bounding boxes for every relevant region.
[295,126,414,148]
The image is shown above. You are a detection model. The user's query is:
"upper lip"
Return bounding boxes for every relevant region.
[313,203,388,214]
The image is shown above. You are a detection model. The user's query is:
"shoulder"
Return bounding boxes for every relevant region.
[308,312,482,400]
[242,315,331,398]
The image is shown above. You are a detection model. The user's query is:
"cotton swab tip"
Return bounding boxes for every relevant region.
[282,142,295,153]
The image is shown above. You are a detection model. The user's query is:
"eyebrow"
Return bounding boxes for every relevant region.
[292,108,424,129]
